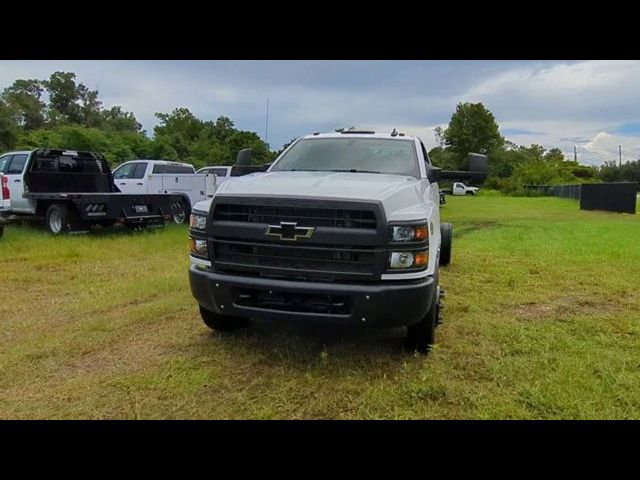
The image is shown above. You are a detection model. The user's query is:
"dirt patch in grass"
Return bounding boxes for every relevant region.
[513,295,621,321]
[453,221,500,239]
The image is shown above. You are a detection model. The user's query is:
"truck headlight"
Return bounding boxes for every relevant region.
[189,213,207,230]
[189,237,208,257]
[391,225,428,242]
[389,251,428,269]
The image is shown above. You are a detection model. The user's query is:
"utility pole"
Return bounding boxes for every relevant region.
[574,146,577,163]
[619,145,622,167]
[264,98,270,145]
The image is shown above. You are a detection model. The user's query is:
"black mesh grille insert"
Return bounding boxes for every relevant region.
[213,203,376,229]
[213,239,377,277]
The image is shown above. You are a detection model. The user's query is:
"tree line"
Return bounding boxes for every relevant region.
[1,71,639,189]
[429,102,640,193]
[0,71,274,168]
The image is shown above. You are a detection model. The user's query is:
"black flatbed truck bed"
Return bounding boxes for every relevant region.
[10,148,184,234]
[24,191,181,228]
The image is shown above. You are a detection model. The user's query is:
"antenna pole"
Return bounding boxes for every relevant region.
[619,145,622,167]
[265,98,269,144]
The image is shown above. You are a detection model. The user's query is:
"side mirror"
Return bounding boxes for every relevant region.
[236,148,253,166]
[263,162,273,170]
[427,166,441,183]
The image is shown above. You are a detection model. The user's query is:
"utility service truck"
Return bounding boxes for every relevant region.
[0,149,183,235]
[112,160,216,223]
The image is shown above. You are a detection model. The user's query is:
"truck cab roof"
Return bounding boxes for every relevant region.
[122,159,194,168]
[301,130,420,141]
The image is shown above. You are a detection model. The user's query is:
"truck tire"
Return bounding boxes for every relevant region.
[199,305,249,332]
[465,191,475,196]
[440,223,452,266]
[172,198,190,224]
[0,225,4,239]
[45,204,76,235]
[405,282,439,353]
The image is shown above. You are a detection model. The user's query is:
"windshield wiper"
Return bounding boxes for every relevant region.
[328,169,382,174]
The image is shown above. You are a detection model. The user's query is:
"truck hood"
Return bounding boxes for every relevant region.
[193,171,435,222]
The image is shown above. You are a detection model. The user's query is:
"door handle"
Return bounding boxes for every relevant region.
[136,182,143,186]
[119,182,126,186]
[14,179,21,183]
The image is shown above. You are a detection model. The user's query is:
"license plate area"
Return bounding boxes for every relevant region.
[133,204,149,214]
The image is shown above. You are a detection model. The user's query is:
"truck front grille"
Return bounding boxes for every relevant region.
[213,203,376,229]
[209,197,385,281]
[213,239,377,279]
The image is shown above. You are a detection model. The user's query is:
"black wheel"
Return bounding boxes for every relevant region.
[172,199,190,224]
[98,219,117,228]
[465,191,475,196]
[45,204,76,235]
[0,225,4,239]
[405,283,439,354]
[440,222,452,266]
[199,305,249,332]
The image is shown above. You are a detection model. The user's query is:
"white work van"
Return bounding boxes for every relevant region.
[112,160,216,223]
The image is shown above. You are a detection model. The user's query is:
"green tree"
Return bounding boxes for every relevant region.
[78,86,102,127]
[443,102,504,160]
[1,79,46,130]
[45,71,85,124]
[100,106,143,133]
[153,107,204,159]
[0,99,19,150]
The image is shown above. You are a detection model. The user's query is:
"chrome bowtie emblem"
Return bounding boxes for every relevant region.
[265,222,314,241]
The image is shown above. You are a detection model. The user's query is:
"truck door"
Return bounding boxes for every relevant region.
[113,162,148,194]
[4,153,33,212]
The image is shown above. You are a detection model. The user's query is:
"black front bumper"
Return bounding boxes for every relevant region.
[189,266,436,328]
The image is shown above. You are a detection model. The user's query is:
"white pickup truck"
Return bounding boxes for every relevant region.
[452,182,480,196]
[112,160,216,223]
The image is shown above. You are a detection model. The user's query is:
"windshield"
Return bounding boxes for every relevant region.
[271,137,419,177]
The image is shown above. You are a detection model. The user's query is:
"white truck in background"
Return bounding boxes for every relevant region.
[452,182,480,196]
[197,166,233,185]
[112,160,217,223]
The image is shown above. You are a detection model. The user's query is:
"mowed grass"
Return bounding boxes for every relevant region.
[0,196,639,419]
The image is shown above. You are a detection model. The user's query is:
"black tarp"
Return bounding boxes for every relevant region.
[580,183,638,214]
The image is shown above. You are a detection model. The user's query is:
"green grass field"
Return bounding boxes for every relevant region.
[1,195,639,419]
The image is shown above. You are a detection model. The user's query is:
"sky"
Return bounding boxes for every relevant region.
[1,60,639,166]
